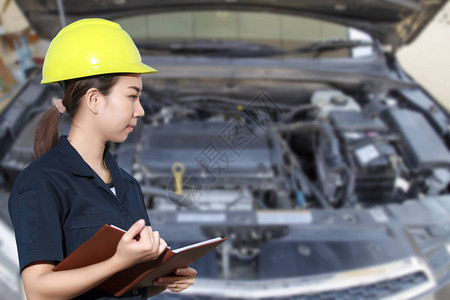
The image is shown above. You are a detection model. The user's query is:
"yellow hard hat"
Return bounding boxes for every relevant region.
[41,18,157,84]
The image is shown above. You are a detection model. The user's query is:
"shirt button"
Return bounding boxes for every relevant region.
[121,210,129,216]
[132,289,138,296]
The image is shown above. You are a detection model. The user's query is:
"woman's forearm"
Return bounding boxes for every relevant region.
[22,255,126,300]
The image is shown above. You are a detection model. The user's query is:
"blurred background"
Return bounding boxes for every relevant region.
[0,1,449,300]
[398,0,450,111]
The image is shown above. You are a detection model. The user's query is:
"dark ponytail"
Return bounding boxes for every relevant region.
[33,106,62,159]
[33,74,121,159]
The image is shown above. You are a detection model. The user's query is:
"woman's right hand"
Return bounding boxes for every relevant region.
[113,219,167,269]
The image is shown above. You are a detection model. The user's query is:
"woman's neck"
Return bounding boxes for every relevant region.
[67,125,106,171]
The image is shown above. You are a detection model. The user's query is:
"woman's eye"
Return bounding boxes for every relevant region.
[129,95,139,100]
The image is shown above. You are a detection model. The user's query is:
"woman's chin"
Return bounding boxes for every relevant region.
[109,134,130,144]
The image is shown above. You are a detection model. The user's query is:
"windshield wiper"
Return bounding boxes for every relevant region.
[290,39,375,54]
[136,40,285,56]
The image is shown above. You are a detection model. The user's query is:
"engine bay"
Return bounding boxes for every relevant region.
[110,85,450,211]
[2,78,450,211]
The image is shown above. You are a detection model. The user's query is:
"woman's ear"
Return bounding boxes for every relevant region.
[84,88,101,114]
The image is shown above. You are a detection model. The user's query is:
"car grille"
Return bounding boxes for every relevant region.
[152,271,428,300]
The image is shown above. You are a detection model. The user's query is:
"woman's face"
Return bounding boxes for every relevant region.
[97,74,144,143]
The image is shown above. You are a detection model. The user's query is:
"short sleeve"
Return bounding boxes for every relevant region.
[8,172,64,273]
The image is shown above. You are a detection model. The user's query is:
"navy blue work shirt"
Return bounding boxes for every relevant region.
[8,136,151,299]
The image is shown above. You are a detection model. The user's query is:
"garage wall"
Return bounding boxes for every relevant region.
[397,1,450,112]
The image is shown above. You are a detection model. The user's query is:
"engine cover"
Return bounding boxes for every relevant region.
[136,121,281,189]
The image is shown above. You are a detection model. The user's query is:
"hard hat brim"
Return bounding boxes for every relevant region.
[41,63,157,85]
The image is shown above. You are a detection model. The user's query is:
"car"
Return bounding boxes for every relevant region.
[1,0,450,299]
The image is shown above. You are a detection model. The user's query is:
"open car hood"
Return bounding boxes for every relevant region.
[16,0,447,49]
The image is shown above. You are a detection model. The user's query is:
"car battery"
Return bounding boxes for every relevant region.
[330,111,398,202]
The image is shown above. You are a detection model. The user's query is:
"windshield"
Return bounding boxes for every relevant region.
[115,10,374,58]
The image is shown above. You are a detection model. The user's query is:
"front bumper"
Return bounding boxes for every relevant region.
[148,195,450,299]
[170,257,433,299]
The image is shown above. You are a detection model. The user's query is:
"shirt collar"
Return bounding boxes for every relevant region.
[54,136,128,202]
[54,136,94,177]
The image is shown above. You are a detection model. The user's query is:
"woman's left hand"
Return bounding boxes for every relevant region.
[153,267,197,292]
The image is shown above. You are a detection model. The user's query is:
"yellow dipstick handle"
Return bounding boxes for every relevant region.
[171,162,186,195]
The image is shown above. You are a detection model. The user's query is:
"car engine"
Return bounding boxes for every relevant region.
[109,88,450,211]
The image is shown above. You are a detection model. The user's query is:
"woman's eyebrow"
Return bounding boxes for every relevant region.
[127,86,141,93]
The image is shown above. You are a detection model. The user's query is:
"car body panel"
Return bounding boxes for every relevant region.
[15,0,447,48]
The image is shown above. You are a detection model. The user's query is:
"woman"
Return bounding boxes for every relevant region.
[8,18,196,299]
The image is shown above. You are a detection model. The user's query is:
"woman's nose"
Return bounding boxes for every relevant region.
[134,100,145,118]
